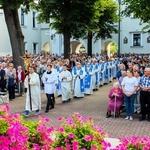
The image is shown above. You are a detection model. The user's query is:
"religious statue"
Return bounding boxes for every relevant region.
[20,50,33,70]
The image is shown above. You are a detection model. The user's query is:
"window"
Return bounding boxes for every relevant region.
[32,43,38,54]
[133,34,141,46]
[21,8,25,26]
[21,8,27,26]
[33,12,36,28]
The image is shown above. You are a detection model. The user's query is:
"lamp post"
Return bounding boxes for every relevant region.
[118,0,121,55]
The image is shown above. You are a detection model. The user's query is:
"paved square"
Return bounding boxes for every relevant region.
[8,80,150,138]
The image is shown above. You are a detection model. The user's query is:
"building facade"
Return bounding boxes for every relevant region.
[0,5,150,56]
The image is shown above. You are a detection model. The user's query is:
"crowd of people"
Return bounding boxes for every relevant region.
[0,52,150,121]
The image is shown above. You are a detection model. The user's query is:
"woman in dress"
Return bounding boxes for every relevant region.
[106,82,124,118]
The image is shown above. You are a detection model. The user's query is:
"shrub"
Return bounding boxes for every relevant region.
[0,105,53,150]
[116,136,150,150]
[52,112,111,150]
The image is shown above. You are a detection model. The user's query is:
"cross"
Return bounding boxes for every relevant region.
[20,50,33,71]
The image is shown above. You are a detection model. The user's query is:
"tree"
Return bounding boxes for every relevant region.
[110,42,117,53]
[34,0,101,59]
[95,0,118,40]
[87,0,118,56]
[0,0,32,68]
[122,0,150,32]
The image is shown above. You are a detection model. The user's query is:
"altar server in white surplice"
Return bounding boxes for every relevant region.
[41,65,58,113]
[84,62,94,95]
[59,64,72,103]
[22,66,41,117]
[72,62,86,98]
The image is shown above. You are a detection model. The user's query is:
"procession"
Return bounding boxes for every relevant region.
[0,52,150,122]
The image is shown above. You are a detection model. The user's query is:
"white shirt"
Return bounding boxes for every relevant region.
[121,76,138,94]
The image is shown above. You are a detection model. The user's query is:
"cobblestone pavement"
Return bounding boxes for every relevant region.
[8,80,150,138]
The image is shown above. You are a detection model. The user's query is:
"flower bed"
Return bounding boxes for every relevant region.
[116,137,150,150]
[0,105,53,149]
[0,105,150,150]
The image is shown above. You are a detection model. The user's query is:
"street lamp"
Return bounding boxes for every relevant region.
[118,0,121,55]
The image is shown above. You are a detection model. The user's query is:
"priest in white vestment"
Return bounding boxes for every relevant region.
[72,62,85,98]
[84,62,94,95]
[59,64,72,103]
[23,66,41,117]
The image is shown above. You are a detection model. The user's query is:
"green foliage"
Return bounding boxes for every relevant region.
[0,0,33,11]
[0,110,7,116]
[0,119,9,135]
[22,120,42,147]
[110,42,117,53]
[122,0,150,32]
[94,0,118,40]
[34,0,100,38]
[52,113,108,149]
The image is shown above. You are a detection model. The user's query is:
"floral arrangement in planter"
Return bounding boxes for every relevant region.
[0,105,53,150]
[116,136,150,150]
[52,112,111,150]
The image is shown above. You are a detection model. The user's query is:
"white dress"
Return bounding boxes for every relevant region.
[59,70,72,101]
[24,72,41,111]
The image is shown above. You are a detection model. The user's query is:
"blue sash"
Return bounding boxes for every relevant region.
[105,62,108,79]
[74,67,84,93]
[100,63,104,81]
[84,66,92,88]
[95,64,99,85]
[56,66,63,90]
[109,62,112,77]
[56,79,61,90]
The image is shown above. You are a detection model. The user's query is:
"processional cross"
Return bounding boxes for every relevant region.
[20,50,33,70]
[20,50,33,111]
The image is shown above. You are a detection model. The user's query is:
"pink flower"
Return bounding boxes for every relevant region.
[58,126,64,133]
[54,147,63,150]
[32,143,41,150]
[66,145,71,150]
[91,145,98,150]
[84,135,94,141]
[5,104,10,111]
[65,138,70,142]
[68,133,75,138]
[58,117,63,121]
[72,141,78,150]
